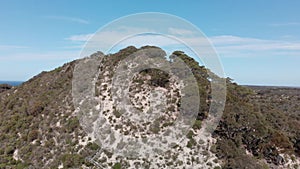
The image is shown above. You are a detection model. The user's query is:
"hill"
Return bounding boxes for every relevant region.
[0,46,299,169]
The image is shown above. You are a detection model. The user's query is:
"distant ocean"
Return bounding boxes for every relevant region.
[0,81,23,86]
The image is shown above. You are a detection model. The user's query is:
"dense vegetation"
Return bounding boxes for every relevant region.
[0,61,96,168]
[212,82,300,168]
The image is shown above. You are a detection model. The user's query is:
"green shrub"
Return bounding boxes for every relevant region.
[113,162,122,169]
[86,142,99,151]
[66,117,79,132]
[192,120,202,130]
[5,146,15,155]
[113,110,122,118]
[27,130,39,142]
[61,153,84,168]
[187,138,196,148]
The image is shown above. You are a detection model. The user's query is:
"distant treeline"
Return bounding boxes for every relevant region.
[0,81,23,86]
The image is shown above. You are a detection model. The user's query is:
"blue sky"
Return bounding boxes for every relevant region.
[0,0,300,86]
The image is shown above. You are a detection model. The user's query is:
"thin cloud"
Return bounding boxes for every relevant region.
[0,50,80,61]
[270,22,300,27]
[66,33,94,41]
[62,45,85,49]
[168,27,195,36]
[0,45,28,50]
[45,15,89,24]
[209,35,300,58]
[65,28,300,58]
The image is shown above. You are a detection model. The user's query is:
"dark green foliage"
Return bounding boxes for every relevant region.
[192,119,202,130]
[86,142,99,151]
[113,110,122,118]
[187,138,197,148]
[214,83,299,167]
[66,117,80,132]
[149,122,160,134]
[171,51,212,120]
[5,146,15,155]
[60,153,85,167]
[29,101,45,116]
[0,60,81,168]
[225,154,266,169]
[186,130,195,139]
[113,162,122,169]
[213,166,221,169]
[140,68,170,88]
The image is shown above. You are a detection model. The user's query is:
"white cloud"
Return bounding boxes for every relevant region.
[65,27,300,58]
[65,27,155,56]
[45,16,89,24]
[65,27,206,50]
[210,35,300,57]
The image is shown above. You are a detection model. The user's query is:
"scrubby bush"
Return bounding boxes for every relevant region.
[60,153,84,168]
[113,162,122,169]
[86,142,99,151]
[27,130,39,142]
